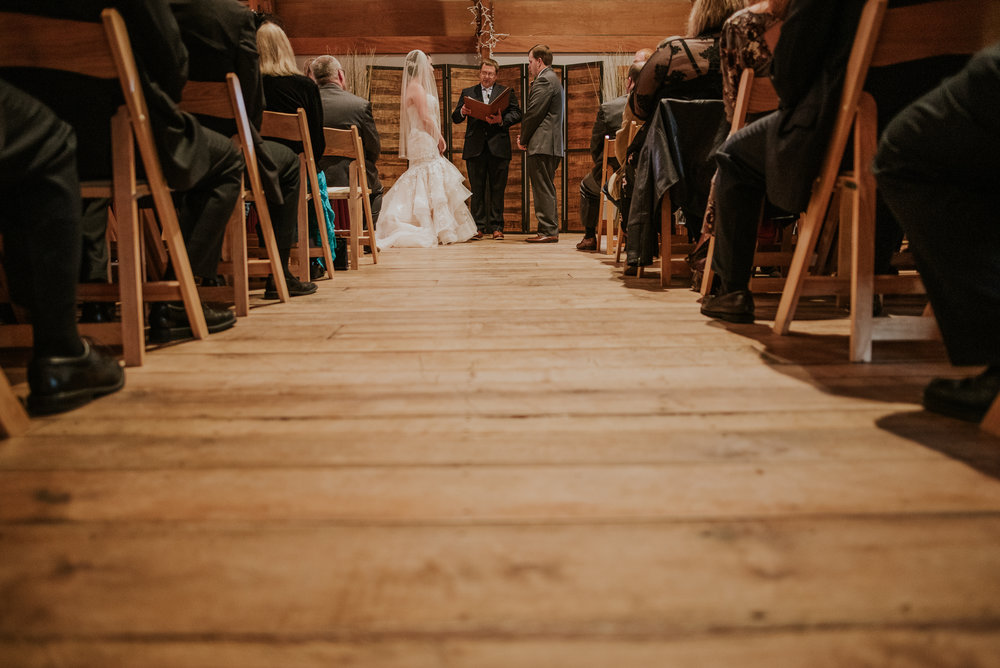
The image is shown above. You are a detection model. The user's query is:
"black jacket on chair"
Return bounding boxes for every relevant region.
[451,83,522,160]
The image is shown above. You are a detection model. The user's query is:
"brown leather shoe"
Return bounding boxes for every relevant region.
[576,237,597,251]
[470,231,484,240]
[492,230,504,240]
[525,234,558,243]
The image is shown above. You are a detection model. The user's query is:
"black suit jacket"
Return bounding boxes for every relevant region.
[451,84,522,160]
[763,0,865,213]
[170,0,283,202]
[588,94,626,183]
[317,84,383,195]
[0,0,211,186]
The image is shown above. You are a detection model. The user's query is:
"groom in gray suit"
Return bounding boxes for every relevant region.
[518,44,564,243]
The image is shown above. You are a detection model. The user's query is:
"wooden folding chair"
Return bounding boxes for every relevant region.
[260,109,335,281]
[773,0,1000,362]
[594,135,617,255]
[700,67,783,296]
[0,8,208,367]
[324,126,378,270]
[179,74,290,313]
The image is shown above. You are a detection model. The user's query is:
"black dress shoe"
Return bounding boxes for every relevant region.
[263,275,318,299]
[148,302,236,343]
[700,289,755,324]
[924,366,1000,422]
[309,259,326,281]
[80,301,117,324]
[27,339,125,415]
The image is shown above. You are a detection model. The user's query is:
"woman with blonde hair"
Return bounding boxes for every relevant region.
[256,20,335,279]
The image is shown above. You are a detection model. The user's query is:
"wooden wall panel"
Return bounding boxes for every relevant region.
[279,0,691,55]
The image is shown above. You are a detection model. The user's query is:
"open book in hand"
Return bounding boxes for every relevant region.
[462,88,511,122]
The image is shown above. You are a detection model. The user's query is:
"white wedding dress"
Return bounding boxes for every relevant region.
[375,93,478,249]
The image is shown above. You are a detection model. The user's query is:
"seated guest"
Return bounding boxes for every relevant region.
[255,19,336,279]
[0,0,242,342]
[171,0,318,300]
[576,62,642,252]
[873,42,1000,422]
[310,55,384,228]
[690,0,788,283]
[701,0,969,324]
[0,79,124,414]
[720,0,787,124]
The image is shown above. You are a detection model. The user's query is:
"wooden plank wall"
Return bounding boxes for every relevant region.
[279,0,689,55]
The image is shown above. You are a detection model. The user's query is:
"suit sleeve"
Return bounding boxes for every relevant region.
[235,9,264,130]
[590,104,608,165]
[501,88,522,128]
[520,75,553,145]
[120,0,189,101]
[770,0,841,107]
[451,87,468,124]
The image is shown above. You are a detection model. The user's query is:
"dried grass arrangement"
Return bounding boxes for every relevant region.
[338,47,377,99]
[598,49,634,101]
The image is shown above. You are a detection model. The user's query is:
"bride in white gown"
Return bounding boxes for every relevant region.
[375,50,478,249]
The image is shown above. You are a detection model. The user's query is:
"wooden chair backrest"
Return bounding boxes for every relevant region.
[260,109,312,156]
[812,0,997,221]
[322,125,370,195]
[0,9,170,212]
[870,0,1000,67]
[322,126,363,161]
[728,68,780,136]
[180,74,267,202]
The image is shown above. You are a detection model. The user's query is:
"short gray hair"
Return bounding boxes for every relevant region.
[311,55,344,86]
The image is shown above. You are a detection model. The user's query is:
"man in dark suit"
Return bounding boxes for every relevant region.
[0,0,241,340]
[0,79,125,414]
[451,58,522,240]
[701,0,967,324]
[519,44,565,243]
[576,62,641,252]
[874,42,1000,422]
[170,0,318,301]
[311,55,384,228]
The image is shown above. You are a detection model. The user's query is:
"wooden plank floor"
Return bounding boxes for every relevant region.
[2,234,1000,666]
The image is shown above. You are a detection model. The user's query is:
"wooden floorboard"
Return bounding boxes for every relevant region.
[2,235,999,665]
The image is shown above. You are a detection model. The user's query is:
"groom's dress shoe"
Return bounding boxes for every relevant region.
[27,339,125,415]
[700,289,755,324]
[148,302,235,343]
[923,366,1000,422]
[525,234,558,243]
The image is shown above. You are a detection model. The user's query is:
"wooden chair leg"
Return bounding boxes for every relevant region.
[112,111,146,367]
[660,194,672,288]
[848,94,878,363]
[348,196,362,271]
[229,197,250,317]
[0,369,29,437]
[981,394,1000,437]
[294,155,310,282]
[363,192,378,264]
[700,235,717,297]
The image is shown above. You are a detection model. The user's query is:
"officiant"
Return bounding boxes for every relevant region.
[452,58,522,240]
